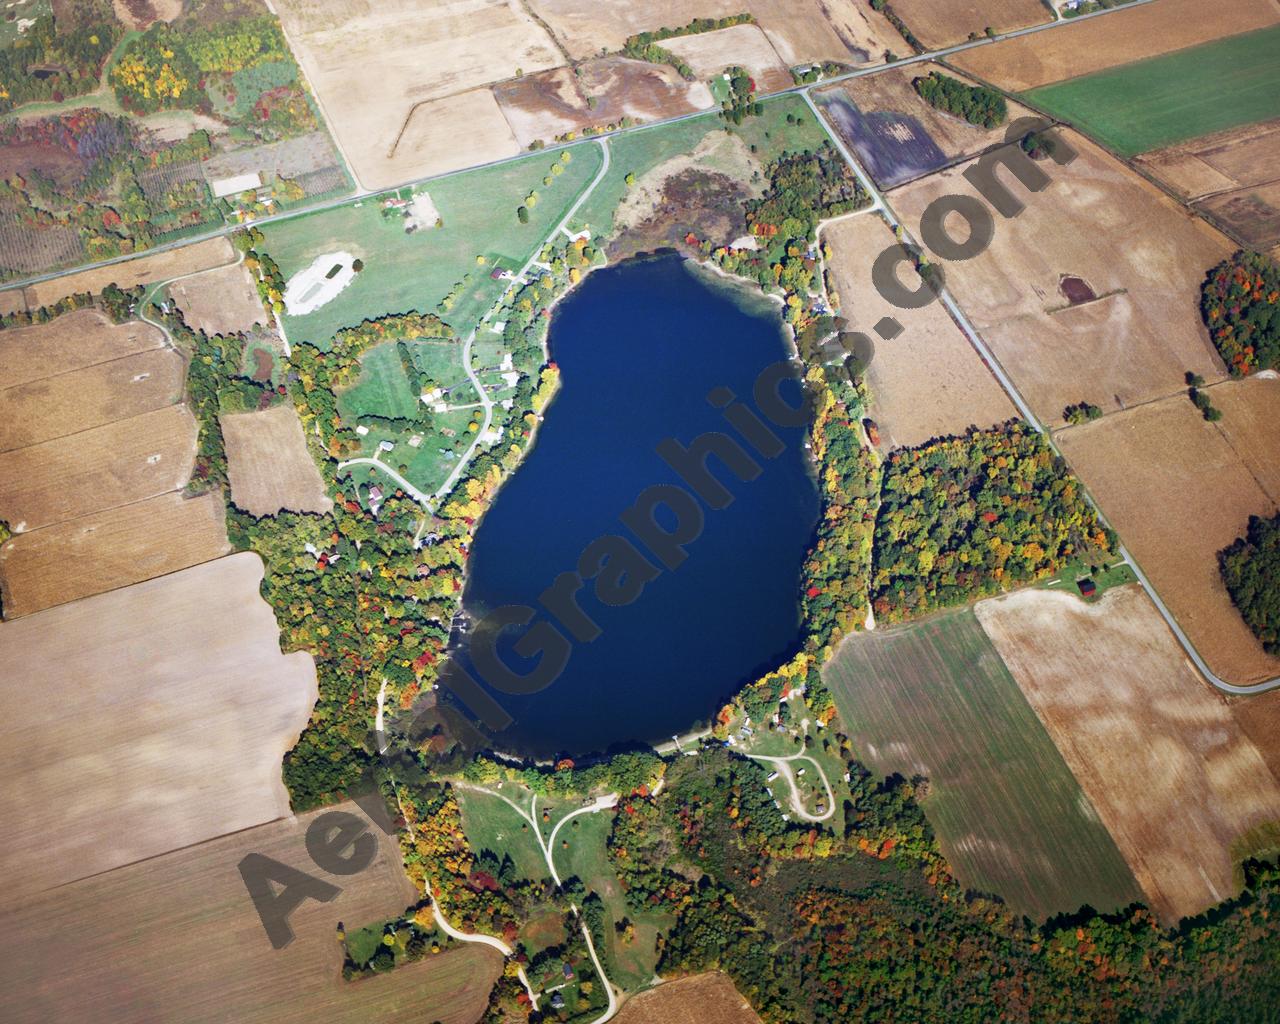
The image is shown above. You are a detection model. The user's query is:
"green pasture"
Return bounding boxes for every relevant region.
[263,143,604,347]
[338,342,420,421]
[823,609,1141,920]
[1024,25,1280,155]
[456,788,550,883]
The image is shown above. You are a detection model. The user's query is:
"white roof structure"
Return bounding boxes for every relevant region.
[210,172,262,199]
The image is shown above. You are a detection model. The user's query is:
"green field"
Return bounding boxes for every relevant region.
[553,807,671,991]
[338,343,421,421]
[1024,25,1280,155]
[824,610,1140,920]
[263,144,604,347]
[456,788,551,884]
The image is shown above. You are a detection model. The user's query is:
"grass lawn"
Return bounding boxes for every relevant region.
[571,94,829,237]
[1035,557,1136,602]
[553,809,670,991]
[456,788,550,883]
[263,143,604,347]
[1024,24,1280,155]
[338,343,420,421]
[823,609,1141,920]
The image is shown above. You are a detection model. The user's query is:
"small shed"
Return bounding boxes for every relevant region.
[1077,578,1097,598]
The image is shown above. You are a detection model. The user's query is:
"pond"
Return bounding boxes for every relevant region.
[450,253,820,758]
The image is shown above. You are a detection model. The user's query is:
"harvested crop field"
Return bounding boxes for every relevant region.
[0,405,197,532]
[1023,25,1280,157]
[1233,689,1280,783]
[951,0,1280,92]
[493,57,713,150]
[975,585,1280,922]
[382,88,522,185]
[889,0,1048,49]
[816,62,1037,188]
[891,133,1231,423]
[271,0,560,190]
[0,347,186,452]
[222,403,334,516]
[527,0,902,66]
[0,553,316,901]
[614,973,762,1024]
[169,260,267,335]
[1138,118,1280,250]
[821,214,1013,447]
[0,307,163,391]
[662,23,793,96]
[1054,376,1280,685]
[0,491,229,617]
[824,610,1141,920]
[22,236,234,308]
[0,801,503,1024]
[0,288,25,316]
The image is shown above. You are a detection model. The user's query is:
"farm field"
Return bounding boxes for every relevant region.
[19,236,235,307]
[169,260,267,336]
[613,972,762,1024]
[221,403,333,516]
[263,142,603,346]
[270,0,561,190]
[381,88,522,186]
[889,0,1049,49]
[0,347,186,453]
[1024,26,1280,157]
[661,24,793,95]
[1137,119,1280,250]
[1054,376,1280,685]
[0,307,163,391]
[1233,690,1280,783]
[820,213,1014,447]
[975,586,1280,921]
[525,0,904,66]
[952,0,1280,91]
[0,800,501,1024]
[0,490,229,616]
[0,405,197,531]
[493,57,714,151]
[816,63,1038,188]
[891,132,1231,424]
[0,553,316,901]
[823,610,1141,920]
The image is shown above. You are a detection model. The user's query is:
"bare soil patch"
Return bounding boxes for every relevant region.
[0,800,502,1024]
[169,259,268,335]
[976,585,1280,922]
[952,0,1280,91]
[112,0,182,31]
[271,0,559,190]
[822,213,1013,447]
[222,402,334,516]
[662,23,793,95]
[0,289,25,316]
[0,140,86,188]
[383,88,522,187]
[615,973,762,1024]
[0,404,196,532]
[23,236,234,308]
[894,0,1049,49]
[0,490,229,617]
[0,347,186,452]
[0,307,162,391]
[0,552,316,901]
[1054,376,1280,685]
[493,57,713,150]
[891,132,1231,424]
[817,62,1038,188]
[1199,181,1280,251]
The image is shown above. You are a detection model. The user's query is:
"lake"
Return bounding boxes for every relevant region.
[452,253,819,758]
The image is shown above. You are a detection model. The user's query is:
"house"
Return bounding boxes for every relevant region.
[549,992,565,1011]
[1078,578,1097,597]
[367,485,383,502]
[378,439,395,452]
[489,267,513,281]
[355,424,370,436]
[562,962,574,981]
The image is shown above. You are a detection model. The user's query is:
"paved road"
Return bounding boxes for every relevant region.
[800,89,1280,698]
[1,0,1155,296]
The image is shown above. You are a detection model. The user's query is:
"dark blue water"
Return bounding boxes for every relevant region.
[452,254,819,758]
